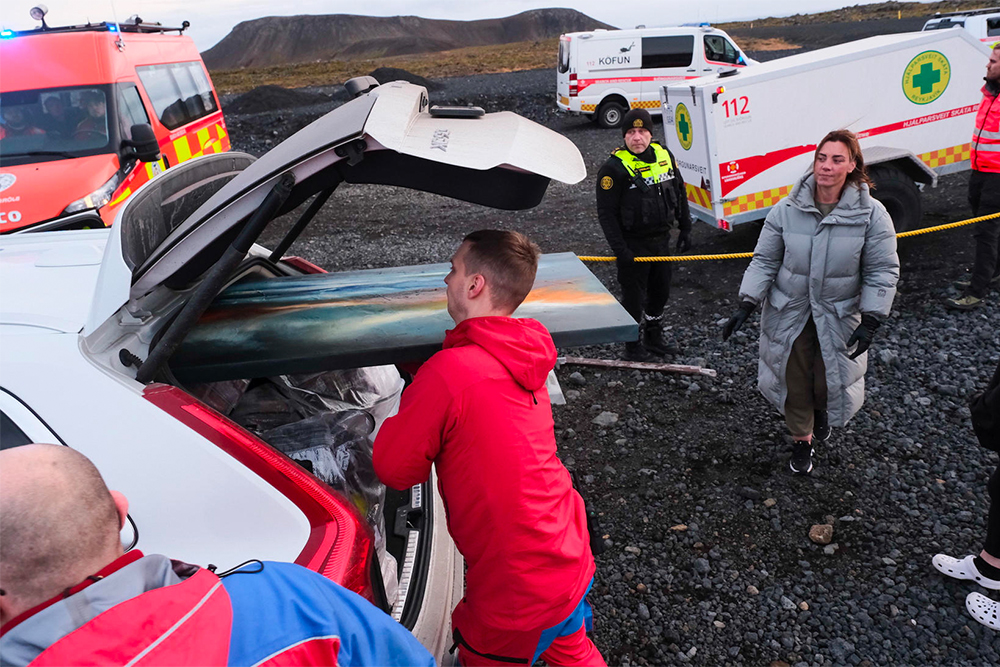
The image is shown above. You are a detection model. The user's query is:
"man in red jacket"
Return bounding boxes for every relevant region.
[374,230,605,666]
[948,43,1000,310]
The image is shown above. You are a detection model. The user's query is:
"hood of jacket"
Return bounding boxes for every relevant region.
[787,172,874,223]
[443,316,556,392]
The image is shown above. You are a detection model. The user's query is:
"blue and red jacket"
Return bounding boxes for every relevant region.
[0,551,434,667]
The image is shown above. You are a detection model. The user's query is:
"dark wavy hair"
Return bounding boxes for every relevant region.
[814,129,873,189]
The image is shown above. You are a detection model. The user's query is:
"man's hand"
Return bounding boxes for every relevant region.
[847,313,882,360]
[722,301,756,341]
[677,230,692,253]
[615,249,635,269]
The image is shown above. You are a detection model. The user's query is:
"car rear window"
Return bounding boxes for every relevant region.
[1,411,32,450]
[137,61,219,130]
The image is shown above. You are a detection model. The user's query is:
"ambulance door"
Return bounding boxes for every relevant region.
[640,35,696,111]
[660,84,717,227]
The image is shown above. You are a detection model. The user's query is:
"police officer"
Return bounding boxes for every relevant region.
[596,108,691,360]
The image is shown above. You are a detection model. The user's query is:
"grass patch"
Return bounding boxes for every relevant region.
[211,39,558,95]
[717,0,990,29]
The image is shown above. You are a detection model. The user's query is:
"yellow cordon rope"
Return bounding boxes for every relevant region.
[578,211,1000,263]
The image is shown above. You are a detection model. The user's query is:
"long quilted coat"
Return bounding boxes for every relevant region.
[738,172,899,427]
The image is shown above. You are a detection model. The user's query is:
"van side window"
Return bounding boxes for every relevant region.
[988,18,1000,36]
[641,35,694,69]
[136,62,219,130]
[704,35,740,65]
[117,84,150,140]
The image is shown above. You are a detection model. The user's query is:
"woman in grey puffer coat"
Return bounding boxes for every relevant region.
[723,130,900,475]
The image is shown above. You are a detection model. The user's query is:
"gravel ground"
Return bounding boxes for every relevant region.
[222,61,1000,665]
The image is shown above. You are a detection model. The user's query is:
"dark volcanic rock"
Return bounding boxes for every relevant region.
[368,68,442,91]
[224,85,331,115]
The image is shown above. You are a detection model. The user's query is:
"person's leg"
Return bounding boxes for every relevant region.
[812,338,831,441]
[983,465,1000,565]
[539,626,606,667]
[968,171,1000,298]
[642,238,677,355]
[784,319,818,440]
[616,256,645,324]
[534,583,605,667]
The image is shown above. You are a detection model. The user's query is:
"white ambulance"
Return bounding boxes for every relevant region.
[658,29,992,233]
[556,25,756,128]
[922,7,1000,44]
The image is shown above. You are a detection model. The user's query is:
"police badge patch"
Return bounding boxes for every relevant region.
[600,176,613,190]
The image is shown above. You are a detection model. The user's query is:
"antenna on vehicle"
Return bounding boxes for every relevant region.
[108,0,124,50]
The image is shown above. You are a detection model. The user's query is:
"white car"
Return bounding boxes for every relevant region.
[0,77,587,661]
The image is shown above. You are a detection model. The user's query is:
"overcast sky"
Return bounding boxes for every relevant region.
[1,1,943,52]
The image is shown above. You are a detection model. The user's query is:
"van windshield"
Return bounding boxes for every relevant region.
[0,86,117,166]
[923,19,965,30]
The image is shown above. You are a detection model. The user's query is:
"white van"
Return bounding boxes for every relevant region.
[556,25,756,128]
[922,7,1000,44]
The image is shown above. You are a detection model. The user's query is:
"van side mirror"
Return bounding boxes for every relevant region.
[122,123,161,163]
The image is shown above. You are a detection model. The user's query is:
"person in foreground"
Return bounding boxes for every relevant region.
[0,444,434,667]
[722,129,900,475]
[932,358,1000,630]
[373,230,605,666]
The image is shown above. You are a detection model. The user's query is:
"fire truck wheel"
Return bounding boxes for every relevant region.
[597,101,627,129]
[868,165,921,233]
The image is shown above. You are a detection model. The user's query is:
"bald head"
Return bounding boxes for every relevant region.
[0,445,126,624]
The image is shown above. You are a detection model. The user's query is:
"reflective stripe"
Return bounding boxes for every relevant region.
[974,128,1000,140]
[976,142,1000,152]
[613,143,675,186]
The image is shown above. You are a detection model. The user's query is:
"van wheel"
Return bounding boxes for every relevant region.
[869,165,921,233]
[597,101,627,129]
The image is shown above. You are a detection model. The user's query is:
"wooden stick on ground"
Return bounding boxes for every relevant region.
[559,356,717,378]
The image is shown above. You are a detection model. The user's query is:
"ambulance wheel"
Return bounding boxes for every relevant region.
[597,101,627,129]
[869,165,921,233]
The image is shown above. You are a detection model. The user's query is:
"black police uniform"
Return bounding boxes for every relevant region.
[596,137,691,356]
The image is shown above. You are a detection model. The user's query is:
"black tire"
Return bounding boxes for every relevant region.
[868,165,921,233]
[597,101,627,129]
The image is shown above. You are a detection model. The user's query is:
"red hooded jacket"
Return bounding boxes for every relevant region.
[374,317,595,632]
[972,81,1000,173]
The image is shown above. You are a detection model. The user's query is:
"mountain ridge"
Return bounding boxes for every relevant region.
[202,8,615,69]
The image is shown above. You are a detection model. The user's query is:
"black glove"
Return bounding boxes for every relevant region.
[615,248,634,270]
[847,313,882,360]
[677,229,692,253]
[722,301,756,341]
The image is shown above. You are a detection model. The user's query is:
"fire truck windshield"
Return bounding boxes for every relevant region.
[0,85,117,166]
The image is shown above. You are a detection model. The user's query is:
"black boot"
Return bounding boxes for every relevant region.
[623,341,651,362]
[643,319,679,357]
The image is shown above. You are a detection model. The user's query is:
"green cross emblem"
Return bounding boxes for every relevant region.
[677,113,690,142]
[912,62,941,95]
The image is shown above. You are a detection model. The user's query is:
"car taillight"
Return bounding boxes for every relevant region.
[569,72,578,98]
[142,384,375,600]
[281,256,328,274]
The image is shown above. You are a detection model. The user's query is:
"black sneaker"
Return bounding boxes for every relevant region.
[813,410,831,443]
[790,440,814,475]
